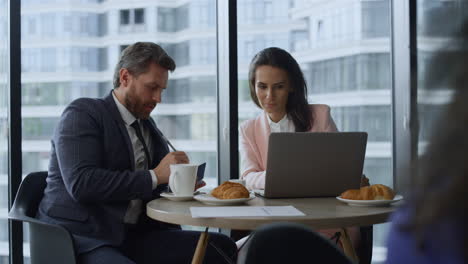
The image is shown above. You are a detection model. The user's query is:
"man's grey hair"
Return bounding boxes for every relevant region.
[113,42,176,88]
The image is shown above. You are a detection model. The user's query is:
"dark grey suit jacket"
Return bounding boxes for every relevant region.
[36,91,169,253]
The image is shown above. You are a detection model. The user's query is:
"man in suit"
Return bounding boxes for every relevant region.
[36,42,237,264]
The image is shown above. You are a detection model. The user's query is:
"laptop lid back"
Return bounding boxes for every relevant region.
[264,132,367,198]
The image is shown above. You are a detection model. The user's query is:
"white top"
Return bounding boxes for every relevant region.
[268,114,295,133]
[112,91,158,224]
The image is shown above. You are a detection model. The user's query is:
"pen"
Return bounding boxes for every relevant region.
[162,134,177,152]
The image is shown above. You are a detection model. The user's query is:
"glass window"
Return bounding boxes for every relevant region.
[416,0,468,156]
[98,13,107,36]
[158,7,176,32]
[41,13,56,37]
[317,20,324,40]
[23,118,59,140]
[20,0,218,241]
[238,0,288,25]
[120,45,129,53]
[120,9,130,25]
[176,5,189,31]
[189,1,215,29]
[418,0,468,38]
[134,8,145,24]
[79,15,89,34]
[0,0,8,262]
[238,1,392,262]
[27,17,36,35]
[63,14,72,33]
[362,0,391,38]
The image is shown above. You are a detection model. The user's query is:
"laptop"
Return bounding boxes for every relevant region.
[255,132,367,198]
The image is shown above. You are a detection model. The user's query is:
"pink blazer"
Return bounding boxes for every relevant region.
[239,104,338,190]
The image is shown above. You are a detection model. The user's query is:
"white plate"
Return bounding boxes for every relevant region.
[194,193,256,205]
[160,192,194,202]
[336,194,403,207]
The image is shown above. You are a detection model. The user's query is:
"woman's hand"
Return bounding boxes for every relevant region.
[360,175,370,187]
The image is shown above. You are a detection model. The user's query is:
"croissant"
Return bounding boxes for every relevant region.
[211,182,236,198]
[341,184,395,200]
[212,182,250,199]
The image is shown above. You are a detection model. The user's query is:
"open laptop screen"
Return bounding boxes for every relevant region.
[260,132,367,198]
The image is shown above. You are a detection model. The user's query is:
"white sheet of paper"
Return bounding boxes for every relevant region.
[190,206,305,218]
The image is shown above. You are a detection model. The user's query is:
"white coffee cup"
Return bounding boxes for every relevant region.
[169,164,198,196]
[228,179,246,186]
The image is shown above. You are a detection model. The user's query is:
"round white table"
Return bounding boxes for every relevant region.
[147,196,400,263]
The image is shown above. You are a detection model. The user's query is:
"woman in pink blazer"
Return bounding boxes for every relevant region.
[240,104,337,189]
[238,47,360,250]
[239,47,338,190]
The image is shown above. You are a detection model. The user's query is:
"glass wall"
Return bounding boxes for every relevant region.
[19,0,218,257]
[0,0,8,262]
[20,0,218,184]
[2,0,463,262]
[237,0,392,263]
[416,0,468,155]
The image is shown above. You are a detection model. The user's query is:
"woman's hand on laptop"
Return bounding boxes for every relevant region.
[360,175,370,187]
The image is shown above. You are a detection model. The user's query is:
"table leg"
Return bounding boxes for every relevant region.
[340,228,359,263]
[191,227,210,264]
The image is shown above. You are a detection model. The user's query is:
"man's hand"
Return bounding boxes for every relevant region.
[195,180,206,190]
[153,151,189,184]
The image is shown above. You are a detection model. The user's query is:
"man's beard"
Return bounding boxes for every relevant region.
[124,93,149,120]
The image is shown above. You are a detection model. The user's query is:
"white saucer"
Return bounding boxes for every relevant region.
[194,193,256,205]
[336,194,404,207]
[160,192,194,201]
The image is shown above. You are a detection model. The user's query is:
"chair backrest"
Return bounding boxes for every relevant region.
[9,171,77,264]
[238,222,352,264]
[10,171,47,219]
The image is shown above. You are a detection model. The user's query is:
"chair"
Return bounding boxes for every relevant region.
[8,171,77,264]
[233,224,373,263]
[237,222,353,264]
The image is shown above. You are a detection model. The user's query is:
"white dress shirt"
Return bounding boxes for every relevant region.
[112,91,158,224]
[268,114,295,133]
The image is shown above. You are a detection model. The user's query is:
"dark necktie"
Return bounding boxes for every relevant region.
[131,120,151,169]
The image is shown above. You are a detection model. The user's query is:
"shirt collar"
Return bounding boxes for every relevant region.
[112,90,137,126]
[268,113,289,130]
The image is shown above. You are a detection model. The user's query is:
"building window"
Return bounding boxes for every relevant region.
[120,45,129,53]
[317,20,324,40]
[120,9,130,25]
[63,15,72,33]
[80,16,89,34]
[134,8,145,24]
[27,17,36,35]
[158,7,175,32]
[119,8,146,33]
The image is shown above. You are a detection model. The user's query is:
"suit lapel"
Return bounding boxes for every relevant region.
[103,91,135,170]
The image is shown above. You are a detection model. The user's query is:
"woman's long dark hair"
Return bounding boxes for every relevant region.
[404,20,468,261]
[248,47,312,132]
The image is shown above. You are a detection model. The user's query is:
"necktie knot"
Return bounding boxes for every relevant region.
[130,120,140,130]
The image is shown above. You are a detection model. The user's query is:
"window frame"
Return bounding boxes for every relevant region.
[8,0,24,263]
